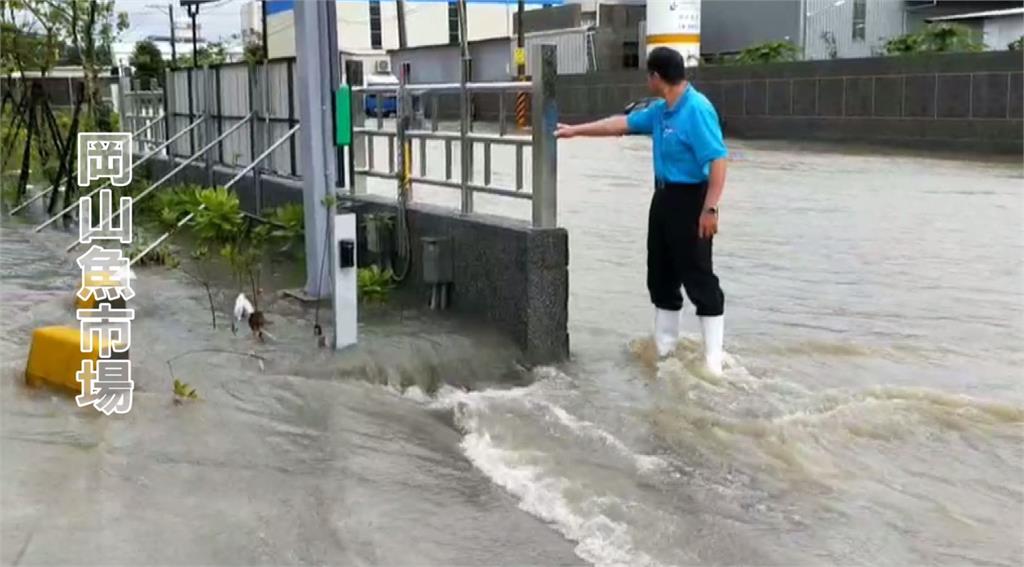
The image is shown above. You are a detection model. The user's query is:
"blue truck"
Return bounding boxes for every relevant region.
[364,73,399,117]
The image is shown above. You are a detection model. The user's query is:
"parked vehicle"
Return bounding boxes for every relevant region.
[365,72,399,117]
[623,97,660,114]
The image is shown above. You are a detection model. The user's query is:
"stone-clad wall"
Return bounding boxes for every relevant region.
[147,157,570,365]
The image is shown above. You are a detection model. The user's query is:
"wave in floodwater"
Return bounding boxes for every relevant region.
[394,335,1024,567]
[405,373,670,567]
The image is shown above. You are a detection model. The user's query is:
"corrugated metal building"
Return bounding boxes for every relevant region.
[701,0,907,60]
[803,0,907,58]
[388,38,514,84]
[525,28,594,75]
[388,28,596,82]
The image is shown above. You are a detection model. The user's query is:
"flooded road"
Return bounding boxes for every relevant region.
[3,137,1023,566]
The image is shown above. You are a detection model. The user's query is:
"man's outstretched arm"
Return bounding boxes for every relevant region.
[555,115,630,138]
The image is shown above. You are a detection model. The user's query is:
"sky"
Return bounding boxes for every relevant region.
[114,0,249,43]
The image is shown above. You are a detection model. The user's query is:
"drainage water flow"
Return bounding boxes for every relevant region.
[3,138,1023,566]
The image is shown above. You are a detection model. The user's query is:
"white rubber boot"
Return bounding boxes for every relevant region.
[699,315,725,376]
[654,308,680,358]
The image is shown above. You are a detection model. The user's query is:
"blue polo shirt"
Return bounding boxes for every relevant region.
[626,86,728,184]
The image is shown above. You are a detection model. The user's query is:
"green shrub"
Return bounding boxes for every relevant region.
[192,186,243,244]
[221,219,272,300]
[265,202,304,253]
[734,41,798,64]
[1010,36,1023,51]
[358,265,395,303]
[127,229,179,268]
[885,23,984,55]
[134,182,199,226]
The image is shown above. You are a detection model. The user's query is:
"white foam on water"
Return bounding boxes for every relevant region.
[455,399,663,567]
[401,378,668,567]
[537,399,669,474]
[399,384,432,403]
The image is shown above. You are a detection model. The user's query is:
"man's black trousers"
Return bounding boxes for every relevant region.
[646,181,725,316]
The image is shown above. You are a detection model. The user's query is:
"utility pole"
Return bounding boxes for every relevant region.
[180,0,208,155]
[261,0,268,60]
[187,4,199,68]
[148,4,179,66]
[516,0,525,78]
[396,0,408,49]
[458,0,472,213]
[294,0,340,300]
[168,3,178,66]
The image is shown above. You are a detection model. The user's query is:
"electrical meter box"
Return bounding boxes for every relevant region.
[421,236,453,284]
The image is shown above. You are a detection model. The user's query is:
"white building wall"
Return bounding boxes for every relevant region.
[337,2,373,51]
[804,0,906,59]
[267,2,523,59]
[983,15,1024,51]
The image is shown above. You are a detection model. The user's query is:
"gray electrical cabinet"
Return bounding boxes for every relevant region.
[421,236,453,284]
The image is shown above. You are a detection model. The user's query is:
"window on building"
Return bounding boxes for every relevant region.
[622,41,639,69]
[448,1,460,45]
[370,0,382,50]
[852,0,866,41]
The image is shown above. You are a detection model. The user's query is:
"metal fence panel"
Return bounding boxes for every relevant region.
[265,60,294,175]
[218,64,252,167]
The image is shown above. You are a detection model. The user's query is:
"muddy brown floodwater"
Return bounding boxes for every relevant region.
[3,137,1023,566]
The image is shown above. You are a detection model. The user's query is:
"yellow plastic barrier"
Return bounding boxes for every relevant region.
[24,326,114,393]
[75,295,97,310]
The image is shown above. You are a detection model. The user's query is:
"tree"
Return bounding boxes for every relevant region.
[130,39,165,87]
[923,23,985,52]
[243,38,265,65]
[0,1,66,76]
[178,42,227,68]
[0,1,128,126]
[1009,36,1023,51]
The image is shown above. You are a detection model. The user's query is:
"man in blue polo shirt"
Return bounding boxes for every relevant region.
[555,47,728,375]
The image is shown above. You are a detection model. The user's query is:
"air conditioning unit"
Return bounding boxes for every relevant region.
[374,60,391,74]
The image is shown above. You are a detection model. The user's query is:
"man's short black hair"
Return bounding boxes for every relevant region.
[646,47,686,85]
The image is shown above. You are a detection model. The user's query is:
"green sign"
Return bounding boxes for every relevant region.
[335,85,352,147]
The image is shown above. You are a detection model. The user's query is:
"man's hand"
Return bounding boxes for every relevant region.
[554,116,628,139]
[698,210,718,239]
[554,123,576,139]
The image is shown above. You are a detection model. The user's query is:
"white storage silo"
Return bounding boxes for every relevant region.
[645,0,701,66]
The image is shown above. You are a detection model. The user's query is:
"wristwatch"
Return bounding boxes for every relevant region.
[703,206,718,216]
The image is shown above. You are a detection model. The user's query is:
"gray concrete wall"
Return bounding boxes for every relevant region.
[558,51,1024,153]
[389,38,514,85]
[701,0,802,56]
[146,157,570,366]
[594,4,646,71]
[516,4,581,34]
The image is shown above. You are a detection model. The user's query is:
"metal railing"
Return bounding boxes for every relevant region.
[350,44,559,229]
[9,113,192,217]
[65,113,254,253]
[33,117,206,231]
